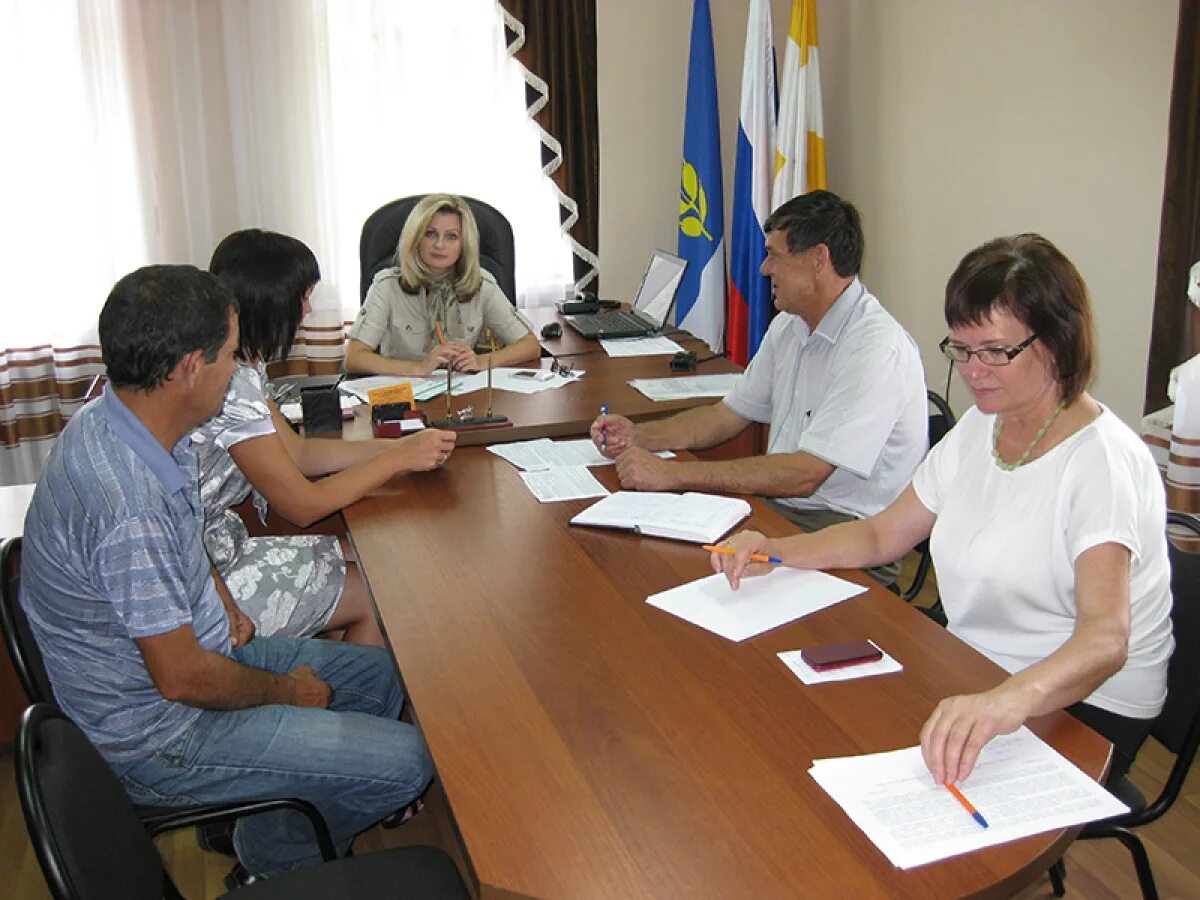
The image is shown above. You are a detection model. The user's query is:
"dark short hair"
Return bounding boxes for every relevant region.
[763,189,864,277]
[209,229,320,362]
[100,265,238,391]
[945,234,1095,403]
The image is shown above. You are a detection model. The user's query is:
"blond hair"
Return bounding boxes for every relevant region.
[395,193,482,299]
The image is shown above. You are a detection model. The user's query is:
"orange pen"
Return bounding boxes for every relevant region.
[434,321,447,344]
[944,782,989,828]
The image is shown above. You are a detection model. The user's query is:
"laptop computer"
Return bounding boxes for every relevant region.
[564,250,687,338]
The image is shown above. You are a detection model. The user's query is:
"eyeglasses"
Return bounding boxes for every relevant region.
[939,333,1037,367]
[550,358,575,378]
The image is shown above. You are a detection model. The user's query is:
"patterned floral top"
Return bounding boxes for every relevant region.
[189,362,344,637]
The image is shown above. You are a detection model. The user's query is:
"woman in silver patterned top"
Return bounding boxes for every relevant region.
[192,230,457,645]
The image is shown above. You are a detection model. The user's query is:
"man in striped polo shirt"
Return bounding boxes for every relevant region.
[21,265,432,881]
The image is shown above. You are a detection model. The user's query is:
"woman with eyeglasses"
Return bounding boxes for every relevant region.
[712,233,1172,789]
[344,193,540,377]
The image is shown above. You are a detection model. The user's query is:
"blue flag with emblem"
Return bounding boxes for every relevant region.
[676,0,726,353]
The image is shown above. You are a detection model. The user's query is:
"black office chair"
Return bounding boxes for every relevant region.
[16,703,468,900]
[359,195,517,306]
[0,536,55,705]
[1,536,325,864]
[900,390,957,604]
[1048,510,1200,899]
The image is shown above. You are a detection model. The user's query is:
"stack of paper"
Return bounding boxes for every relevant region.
[628,373,740,402]
[646,566,866,642]
[809,727,1128,869]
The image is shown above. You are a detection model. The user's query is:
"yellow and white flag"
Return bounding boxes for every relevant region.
[772,0,826,207]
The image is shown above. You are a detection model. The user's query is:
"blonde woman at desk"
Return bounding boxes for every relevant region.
[712,234,1173,789]
[192,229,457,647]
[344,193,539,377]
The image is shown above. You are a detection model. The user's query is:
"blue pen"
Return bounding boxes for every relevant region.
[600,404,608,451]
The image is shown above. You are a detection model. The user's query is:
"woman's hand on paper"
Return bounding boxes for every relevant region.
[919,685,1030,784]
[711,529,769,590]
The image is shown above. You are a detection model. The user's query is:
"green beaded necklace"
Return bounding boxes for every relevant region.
[992,400,1067,471]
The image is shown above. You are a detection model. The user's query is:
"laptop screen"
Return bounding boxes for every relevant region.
[632,250,687,326]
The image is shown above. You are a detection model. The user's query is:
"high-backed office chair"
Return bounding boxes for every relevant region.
[1049,510,1200,900]
[359,195,517,306]
[900,390,957,604]
[16,703,469,900]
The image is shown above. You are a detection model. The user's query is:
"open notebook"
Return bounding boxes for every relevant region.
[570,491,751,544]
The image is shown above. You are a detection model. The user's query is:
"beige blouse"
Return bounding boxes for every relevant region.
[347,268,531,361]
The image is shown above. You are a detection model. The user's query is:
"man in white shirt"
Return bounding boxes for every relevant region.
[590,190,927,583]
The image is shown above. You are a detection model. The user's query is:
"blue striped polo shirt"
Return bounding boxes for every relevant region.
[21,387,231,774]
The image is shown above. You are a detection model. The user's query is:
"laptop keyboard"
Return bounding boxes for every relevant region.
[586,311,649,331]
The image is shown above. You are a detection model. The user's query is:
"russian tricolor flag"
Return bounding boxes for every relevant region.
[727,0,777,366]
[676,0,726,354]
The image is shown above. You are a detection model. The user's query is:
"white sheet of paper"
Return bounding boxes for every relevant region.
[809,726,1128,870]
[646,567,867,642]
[518,465,610,503]
[488,439,674,471]
[490,368,583,395]
[628,373,741,401]
[600,335,686,357]
[777,641,903,684]
[341,375,450,403]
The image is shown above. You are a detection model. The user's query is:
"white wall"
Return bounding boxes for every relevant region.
[597,0,1178,425]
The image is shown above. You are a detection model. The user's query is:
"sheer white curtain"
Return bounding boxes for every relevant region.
[0,0,571,484]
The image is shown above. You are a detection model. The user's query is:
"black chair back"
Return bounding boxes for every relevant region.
[17,703,172,900]
[1156,512,1200,759]
[359,195,517,305]
[0,536,56,704]
[900,391,957,604]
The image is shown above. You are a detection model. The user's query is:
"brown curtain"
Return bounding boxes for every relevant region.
[1144,0,1200,414]
[0,346,104,485]
[498,0,600,292]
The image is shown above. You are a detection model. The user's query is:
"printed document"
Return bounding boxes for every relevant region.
[628,373,741,402]
[488,438,675,471]
[646,567,866,641]
[600,335,686,357]
[809,726,1128,869]
[518,466,610,503]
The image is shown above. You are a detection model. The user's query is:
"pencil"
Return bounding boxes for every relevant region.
[434,320,447,344]
[944,782,989,829]
[702,544,783,565]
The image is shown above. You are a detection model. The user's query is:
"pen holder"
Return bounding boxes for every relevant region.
[300,386,342,435]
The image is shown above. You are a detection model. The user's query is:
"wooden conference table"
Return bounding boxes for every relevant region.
[341,314,1110,898]
[343,307,753,452]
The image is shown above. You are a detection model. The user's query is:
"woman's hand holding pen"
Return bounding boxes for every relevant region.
[421,343,460,376]
[710,530,773,590]
[590,412,635,459]
[919,685,1030,784]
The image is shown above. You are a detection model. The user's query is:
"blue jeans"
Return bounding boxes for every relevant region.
[119,637,433,876]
